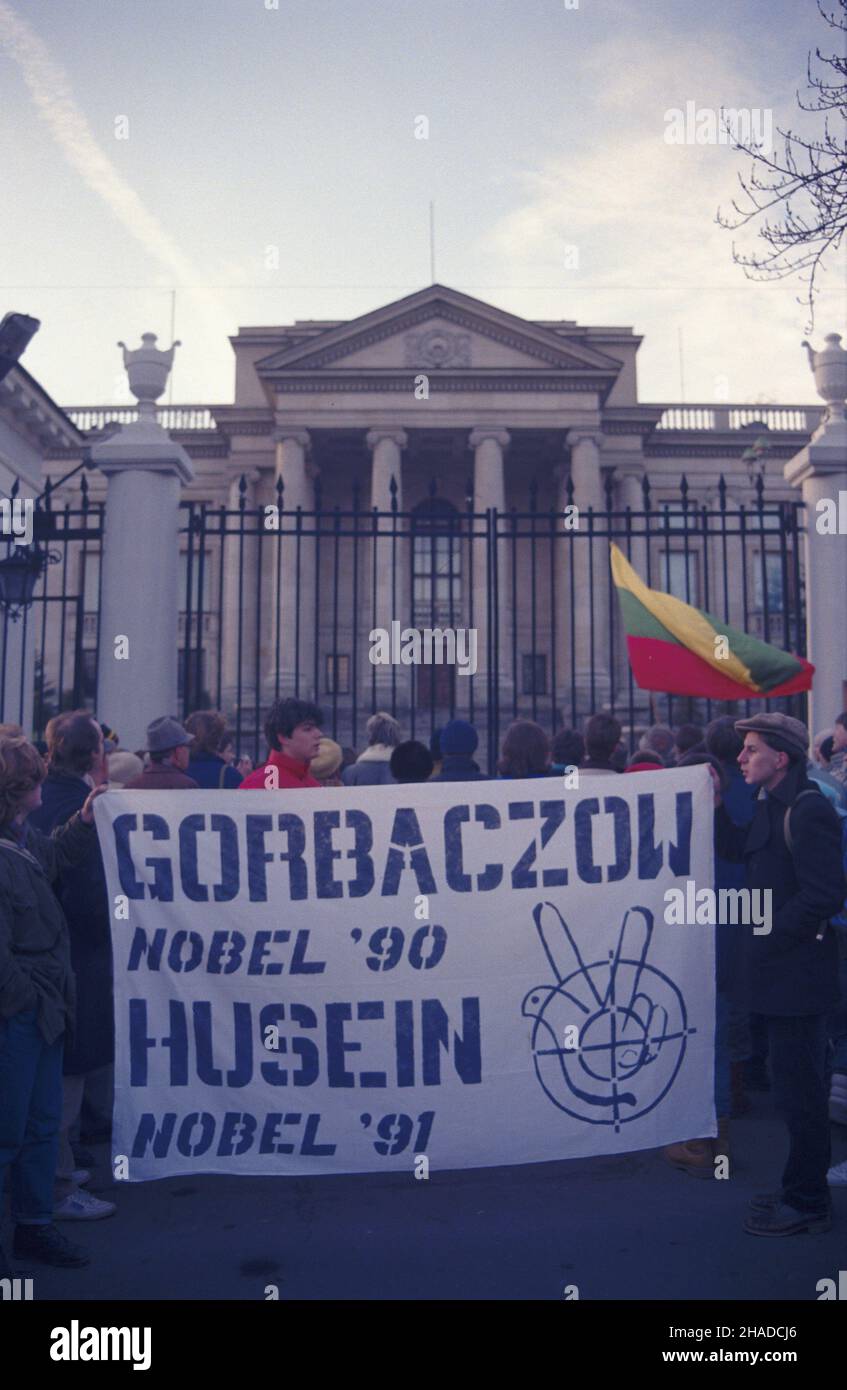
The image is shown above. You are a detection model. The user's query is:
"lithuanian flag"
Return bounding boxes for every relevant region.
[610,543,814,699]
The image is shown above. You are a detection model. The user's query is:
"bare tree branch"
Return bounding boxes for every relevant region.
[716,0,847,331]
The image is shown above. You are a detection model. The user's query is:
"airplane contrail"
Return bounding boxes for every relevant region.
[0,0,229,335]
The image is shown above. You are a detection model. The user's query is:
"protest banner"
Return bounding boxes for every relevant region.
[94,766,716,1179]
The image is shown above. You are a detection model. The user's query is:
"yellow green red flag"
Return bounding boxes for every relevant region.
[610,543,814,699]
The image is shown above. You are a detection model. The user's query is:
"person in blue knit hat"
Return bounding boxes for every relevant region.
[430,719,489,782]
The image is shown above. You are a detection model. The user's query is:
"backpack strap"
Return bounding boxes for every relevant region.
[782,787,824,854]
[783,787,835,942]
[218,763,228,789]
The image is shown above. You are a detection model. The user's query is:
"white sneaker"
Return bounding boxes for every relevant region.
[54,1190,116,1220]
[826,1157,847,1186]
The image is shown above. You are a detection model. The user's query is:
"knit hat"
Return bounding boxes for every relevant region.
[311,736,343,781]
[734,713,808,760]
[441,718,478,757]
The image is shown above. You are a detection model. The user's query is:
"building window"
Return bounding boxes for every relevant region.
[80,648,98,700]
[178,649,207,706]
[411,498,461,626]
[661,551,698,604]
[326,653,349,694]
[82,551,100,612]
[752,554,785,614]
[522,654,547,695]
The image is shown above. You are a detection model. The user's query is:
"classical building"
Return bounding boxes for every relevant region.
[23,284,836,760]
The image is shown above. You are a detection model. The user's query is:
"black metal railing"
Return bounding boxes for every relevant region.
[176,470,808,772]
[2,470,808,767]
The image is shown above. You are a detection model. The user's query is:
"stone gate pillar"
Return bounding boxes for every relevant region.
[92,336,193,751]
[784,333,847,730]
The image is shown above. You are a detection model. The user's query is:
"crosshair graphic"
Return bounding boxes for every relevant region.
[521,902,695,1132]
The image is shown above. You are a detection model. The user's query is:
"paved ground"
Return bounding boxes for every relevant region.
[7,1093,847,1302]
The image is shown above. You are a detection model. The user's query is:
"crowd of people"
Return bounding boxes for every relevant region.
[1,697,846,1271]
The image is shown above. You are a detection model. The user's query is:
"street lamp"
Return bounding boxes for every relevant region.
[741,433,771,487]
[0,312,41,385]
[0,543,58,622]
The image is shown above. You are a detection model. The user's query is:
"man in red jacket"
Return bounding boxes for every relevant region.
[239,698,324,790]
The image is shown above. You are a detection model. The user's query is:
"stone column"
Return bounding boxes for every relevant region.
[366,428,408,707]
[784,422,847,730]
[92,422,193,751]
[270,429,315,699]
[566,430,610,714]
[220,469,260,720]
[470,428,510,690]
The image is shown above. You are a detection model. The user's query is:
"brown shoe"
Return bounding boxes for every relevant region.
[663,1137,716,1178]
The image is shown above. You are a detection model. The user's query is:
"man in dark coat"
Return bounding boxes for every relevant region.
[715,713,845,1235]
[29,712,116,1222]
[0,732,106,1273]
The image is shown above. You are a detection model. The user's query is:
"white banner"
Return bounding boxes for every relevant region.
[94,767,715,1180]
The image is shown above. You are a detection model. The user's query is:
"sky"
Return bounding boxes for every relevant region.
[0,0,843,410]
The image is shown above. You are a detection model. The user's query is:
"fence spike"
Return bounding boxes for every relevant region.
[428,476,437,498]
[389,474,398,512]
[754,471,765,508]
[465,475,474,504]
[641,473,651,510]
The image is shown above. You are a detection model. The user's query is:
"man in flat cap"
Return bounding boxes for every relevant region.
[124,717,199,791]
[715,712,845,1235]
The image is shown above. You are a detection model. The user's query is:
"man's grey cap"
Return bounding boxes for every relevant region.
[734,713,809,759]
[146,716,194,754]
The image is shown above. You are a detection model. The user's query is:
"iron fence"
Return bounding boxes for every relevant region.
[1,470,808,771]
[177,470,808,772]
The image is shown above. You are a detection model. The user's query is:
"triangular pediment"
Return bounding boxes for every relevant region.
[255,285,620,377]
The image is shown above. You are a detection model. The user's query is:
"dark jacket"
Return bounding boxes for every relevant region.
[188,751,241,790]
[125,763,199,790]
[29,771,114,1072]
[714,763,755,996]
[431,754,490,782]
[715,761,845,1015]
[0,810,98,1045]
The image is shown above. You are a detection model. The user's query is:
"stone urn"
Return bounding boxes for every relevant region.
[801,333,847,424]
[117,333,181,419]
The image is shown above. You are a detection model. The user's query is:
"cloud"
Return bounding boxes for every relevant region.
[479,28,829,400]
